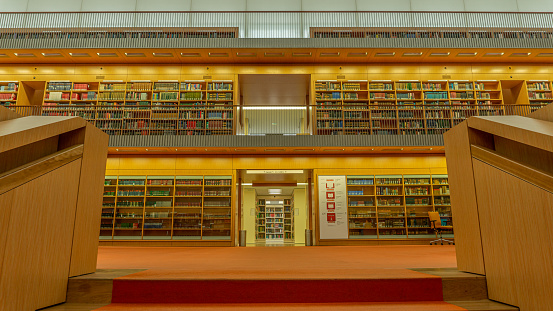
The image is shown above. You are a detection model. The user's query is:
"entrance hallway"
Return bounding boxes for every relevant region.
[97,245,456,270]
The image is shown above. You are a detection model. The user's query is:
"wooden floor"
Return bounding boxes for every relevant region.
[96,245,457,270]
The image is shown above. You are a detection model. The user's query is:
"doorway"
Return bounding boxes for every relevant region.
[239,169,312,246]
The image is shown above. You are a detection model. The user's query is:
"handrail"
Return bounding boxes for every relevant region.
[0,144,84,195]
[470,144,553,194]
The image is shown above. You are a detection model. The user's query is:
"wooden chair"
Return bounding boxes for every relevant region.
[428,211,454,245]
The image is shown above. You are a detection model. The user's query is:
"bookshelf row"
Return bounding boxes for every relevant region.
[100,175,233,241]
[345,174,452,239]
[3,79,550,136]
[311,28,553,39]
[256,198,295,241]
[314,80,549,135]
[1,27,551,41]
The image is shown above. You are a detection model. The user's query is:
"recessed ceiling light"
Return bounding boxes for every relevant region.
[181,52,201,57]
[429,52,450,57]
[14,53,35,57]
[457,52,477,57]
[69,52,90,57]
[292,52,312,57]
[125,52,145,57]
[41,53,62,57]
[234,148,256,152]
[264,52,284,57]
[374,52,395,57]
[175,149,196,152]
[537,53,553,57]
[510,52,531,57]
[484,52,504,57]
[347,52,367,57]
[264,149,285,152]
[0,53,8,57]
[320,52,340,57]
[153,53,173,57]
[236,52,256,57]
[97,53,117,57]
[208,52,228,57]
[268,189,282,194]
[403,52,423,57]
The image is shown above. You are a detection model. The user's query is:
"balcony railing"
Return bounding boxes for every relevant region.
[4,103,546,136]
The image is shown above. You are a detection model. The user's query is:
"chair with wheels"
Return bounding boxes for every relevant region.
[428,211,454,245]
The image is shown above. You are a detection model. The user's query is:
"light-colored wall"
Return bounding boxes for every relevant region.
[242,188,257,245]
[293,187,307,245]
[1,0,551,13]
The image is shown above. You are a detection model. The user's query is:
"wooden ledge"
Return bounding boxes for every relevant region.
[0,116,85,152]
[0,144,84,195]
[471,144,553,194]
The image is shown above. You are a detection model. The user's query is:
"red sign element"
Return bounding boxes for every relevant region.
[326,192,335,200]
[327,213,336,222]
[327,202,335,210]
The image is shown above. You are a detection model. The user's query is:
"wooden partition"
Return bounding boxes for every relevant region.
[444,104,553,311]
[0,106,108,310]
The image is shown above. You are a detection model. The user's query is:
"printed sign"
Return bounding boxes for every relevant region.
[318,175,348,239]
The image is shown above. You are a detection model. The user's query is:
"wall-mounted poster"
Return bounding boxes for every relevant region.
[318,175,348,239]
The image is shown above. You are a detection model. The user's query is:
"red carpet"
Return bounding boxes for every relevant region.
[111,269,443,304]
[96,302,466,310]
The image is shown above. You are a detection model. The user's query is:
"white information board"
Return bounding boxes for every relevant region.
[318,175,348,239]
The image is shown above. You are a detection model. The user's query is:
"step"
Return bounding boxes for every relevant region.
[110,268,444,303]
[44,300,519,311]
[65,268,489,304]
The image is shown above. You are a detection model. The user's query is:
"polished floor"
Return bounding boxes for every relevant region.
[97,245,457,270]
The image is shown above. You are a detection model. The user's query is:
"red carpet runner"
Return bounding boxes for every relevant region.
[110,269,444,304]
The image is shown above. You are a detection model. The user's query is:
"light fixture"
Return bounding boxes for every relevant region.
[264,52,284,57]
[402,52,423,57]
[14,53,35,57]
[153,53,173,57]
[347,52,368,57]
[264,149,286,152]
[537,53,553,57]
[97,52,117,57]
[0,53,8,57]
[41,53,62,57]
[175,149,196,152]
[268,189,282,194]
[429,52,450,57]
[484,52,504,57]
[125,52,145,57]
[236,52,256,57]
[320,52,340,57]
[69,52,90,57]
[208,52,229,57]
[234,149,256,152]
[457,52,477,57]
[510,52,531,57]
[374,52,395,57]
[181,52,201,57]
[292,52,312,57]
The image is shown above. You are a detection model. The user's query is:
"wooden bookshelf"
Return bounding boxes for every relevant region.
[347,174,452,239]
[0,81,19,107]
[255,197,295,243]
[100,175,233,241]
[525,80,553,113]
[314,79,509,135]
[39,79,235,136]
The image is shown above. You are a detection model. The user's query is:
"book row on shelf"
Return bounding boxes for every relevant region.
[256,198,294,241]
[345,174,452,239]
[314,80,505,92]
[101,175,233,240]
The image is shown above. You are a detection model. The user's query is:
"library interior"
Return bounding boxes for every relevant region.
[1,1,553,310]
